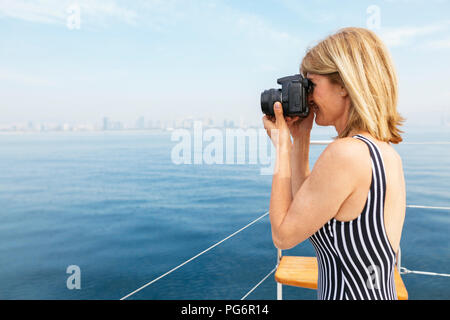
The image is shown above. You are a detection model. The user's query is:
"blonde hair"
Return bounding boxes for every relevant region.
[301,27,405,143]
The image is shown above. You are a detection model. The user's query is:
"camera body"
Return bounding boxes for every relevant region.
[260,74,312,117]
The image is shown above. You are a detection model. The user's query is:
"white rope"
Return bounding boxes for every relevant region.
[310,140,333,145]
[120,211,269,300]
[402,206,450,277]
[400,267,450,277]
[402,142,450,145]
[310,141,450,146]
[241,266,277,300]
[406,205,450,210]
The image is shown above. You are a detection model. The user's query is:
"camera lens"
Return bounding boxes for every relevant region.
[261,89,282,116]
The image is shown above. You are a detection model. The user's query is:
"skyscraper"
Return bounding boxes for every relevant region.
[103,117,109,131]
[136,116,145,130]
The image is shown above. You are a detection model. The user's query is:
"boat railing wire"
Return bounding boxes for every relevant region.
[120,140,450,300]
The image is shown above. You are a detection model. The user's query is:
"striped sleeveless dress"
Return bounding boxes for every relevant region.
[308,134,398,300]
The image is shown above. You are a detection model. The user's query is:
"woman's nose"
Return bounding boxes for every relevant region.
[308,94,314,104]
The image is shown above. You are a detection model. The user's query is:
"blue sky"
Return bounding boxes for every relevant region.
[1,0,450,126]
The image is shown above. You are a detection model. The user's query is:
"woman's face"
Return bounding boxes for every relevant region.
[307,73,350,131]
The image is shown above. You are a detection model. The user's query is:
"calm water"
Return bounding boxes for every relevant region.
[0,125,449,300]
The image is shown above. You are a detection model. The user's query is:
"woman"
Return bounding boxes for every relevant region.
[262,27,406,300]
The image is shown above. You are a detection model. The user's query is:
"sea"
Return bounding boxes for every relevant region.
[0,124,449,300]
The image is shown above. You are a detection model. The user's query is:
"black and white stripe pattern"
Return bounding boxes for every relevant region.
[309,135,397,300]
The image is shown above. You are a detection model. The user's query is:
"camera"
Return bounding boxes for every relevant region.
[260,74,313,117]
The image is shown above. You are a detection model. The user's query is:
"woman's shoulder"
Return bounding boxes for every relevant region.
[322,136,369,161]
[308,137,372,206]
[315,136,373,183]
[325,134,404,173]
[313,136,371,181]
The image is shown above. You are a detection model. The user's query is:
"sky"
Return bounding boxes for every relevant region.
[1,0,450,127]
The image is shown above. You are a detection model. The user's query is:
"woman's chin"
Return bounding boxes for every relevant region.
[314,117,330,127]
[314,116,323,126]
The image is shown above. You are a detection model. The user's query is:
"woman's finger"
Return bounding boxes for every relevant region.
[262,115,275,132]
[273,102,287,127]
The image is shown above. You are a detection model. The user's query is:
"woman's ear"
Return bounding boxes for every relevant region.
[340,86,348,97]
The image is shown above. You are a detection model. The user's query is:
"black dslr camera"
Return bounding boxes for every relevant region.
[260,74,313,117]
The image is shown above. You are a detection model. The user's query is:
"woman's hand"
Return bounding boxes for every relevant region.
[263,102,315,148]
[284,108,315,140]
[262,102,293,151]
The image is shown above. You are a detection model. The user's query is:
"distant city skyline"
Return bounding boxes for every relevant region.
[1,111,450,133]
[1,1,450,127]
[0,114,266,132]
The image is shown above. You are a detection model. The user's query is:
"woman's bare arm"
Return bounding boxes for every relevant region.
[291,133,311,197]
[272,139,360,250]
